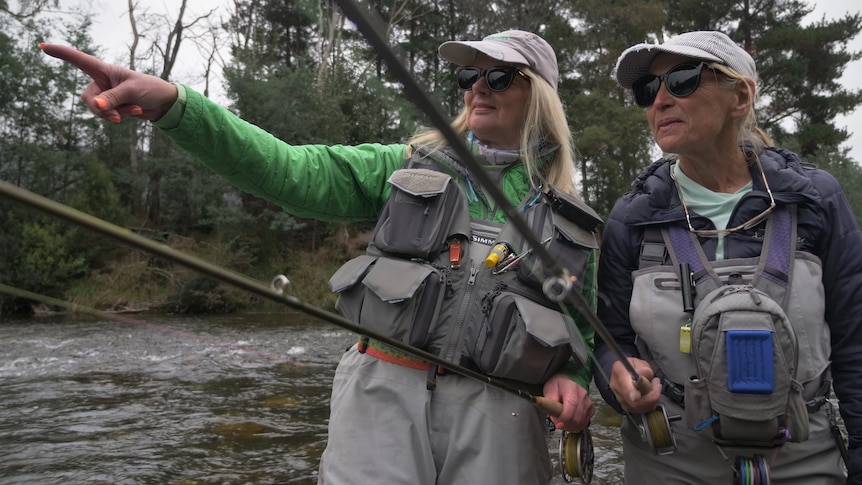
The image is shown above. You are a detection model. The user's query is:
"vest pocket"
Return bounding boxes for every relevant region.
[515,203,596,293]
[329,255,446,348]
[329,255,377,323]
[473,291,586,384]
[373,168,467,261]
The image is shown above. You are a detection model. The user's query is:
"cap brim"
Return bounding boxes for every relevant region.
[439,40,529,67]
[614,43,724,89]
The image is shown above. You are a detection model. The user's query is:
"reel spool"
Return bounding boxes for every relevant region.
[733,454,770,485]
[559,428,594,483]
[641,404,678,455]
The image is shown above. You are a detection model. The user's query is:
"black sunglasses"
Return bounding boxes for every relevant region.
[632,62,712,107]
[456,66,528,92]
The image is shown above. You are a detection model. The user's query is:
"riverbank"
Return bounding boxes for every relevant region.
[61,230,360,316]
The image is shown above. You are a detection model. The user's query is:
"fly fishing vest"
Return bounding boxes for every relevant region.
[328,144,600,389]
[633,205,832,448]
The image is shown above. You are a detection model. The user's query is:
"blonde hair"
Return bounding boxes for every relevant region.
[708,63,773,153]
[407,67,579,196]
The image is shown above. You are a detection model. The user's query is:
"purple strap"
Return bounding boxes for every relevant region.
[667,206,791,285]
[762,208,792,285]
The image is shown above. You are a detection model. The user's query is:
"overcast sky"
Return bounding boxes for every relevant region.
[84,0,862,162]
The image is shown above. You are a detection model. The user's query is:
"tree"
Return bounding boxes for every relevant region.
[664,0,862,160]
[560,0,666,217]
[0,7,106,313]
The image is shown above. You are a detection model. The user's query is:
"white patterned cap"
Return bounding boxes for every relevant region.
[439,30,559,90]
[614,31,757,89]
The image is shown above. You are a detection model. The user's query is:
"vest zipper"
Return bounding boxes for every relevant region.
[443,262,479,363]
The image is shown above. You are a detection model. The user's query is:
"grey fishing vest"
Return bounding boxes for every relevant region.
[328,144,600,388]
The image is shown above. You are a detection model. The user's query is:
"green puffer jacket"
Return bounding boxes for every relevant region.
[157,84,596,389]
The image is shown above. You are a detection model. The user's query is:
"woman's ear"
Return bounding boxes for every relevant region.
[731,78,756,121]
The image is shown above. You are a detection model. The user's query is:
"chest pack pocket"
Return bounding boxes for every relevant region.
[473,288,588,385]
[665,206,809,447]
[684,283,807,447]
[496,185,601,293]
[471,186,599,384]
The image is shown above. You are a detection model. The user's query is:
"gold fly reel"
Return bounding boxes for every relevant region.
[641,404,677,455]
[559,428,594,483]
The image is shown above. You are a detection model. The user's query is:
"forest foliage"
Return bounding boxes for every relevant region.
[0,0,860,314]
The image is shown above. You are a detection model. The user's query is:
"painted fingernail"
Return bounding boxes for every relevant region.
[95,97,107,109]
[130,106,143,116]
[38,42,45,50]
[108,114,121,123]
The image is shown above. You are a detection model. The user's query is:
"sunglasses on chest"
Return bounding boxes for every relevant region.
[632,62,713,107]
[456,66,529,92]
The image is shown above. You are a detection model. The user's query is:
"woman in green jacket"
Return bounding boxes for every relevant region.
[41,29,598,484]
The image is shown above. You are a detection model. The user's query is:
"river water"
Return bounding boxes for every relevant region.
[0,312,624,484]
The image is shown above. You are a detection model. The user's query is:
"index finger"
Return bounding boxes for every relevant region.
[39,43,112,90]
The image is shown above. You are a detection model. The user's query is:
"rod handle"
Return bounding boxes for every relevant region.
[635,375,653,395]
[535,396,563,417]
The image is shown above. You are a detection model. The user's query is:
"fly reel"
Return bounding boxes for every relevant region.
[559,428,594,483]
[641,404,678,455]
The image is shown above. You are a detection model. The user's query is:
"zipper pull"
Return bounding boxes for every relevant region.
[468,264,479,285]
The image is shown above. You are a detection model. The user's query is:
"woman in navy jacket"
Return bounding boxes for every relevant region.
[595,30,862,483]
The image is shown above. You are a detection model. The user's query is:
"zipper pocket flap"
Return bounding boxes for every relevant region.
[512,295,588,363]
[363,258,436,302]
[553,212,599,249]
[514,296,572,346]
[328,255,377,292]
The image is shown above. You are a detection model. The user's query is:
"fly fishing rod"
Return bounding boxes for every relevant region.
[332,0,650,396]
[0,179,563,417]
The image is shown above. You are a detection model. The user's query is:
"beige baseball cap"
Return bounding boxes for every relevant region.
[439,30,559,90]
[614,30,757,89]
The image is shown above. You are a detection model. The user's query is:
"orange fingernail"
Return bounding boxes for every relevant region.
[38,42,45,50]
[95,97,107,109]
[108,115,121,123]
[130,106,143,116]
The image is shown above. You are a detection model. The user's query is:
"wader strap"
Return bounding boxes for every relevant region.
[758,206,795,288]
[666,226,710,282]
[638,226,667,269]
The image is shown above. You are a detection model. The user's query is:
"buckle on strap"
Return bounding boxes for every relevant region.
[805,379,833,413]
[662,380,686,408]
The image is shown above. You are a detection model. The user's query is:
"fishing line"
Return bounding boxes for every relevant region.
[0,179,562,418]
[0,282,293,365]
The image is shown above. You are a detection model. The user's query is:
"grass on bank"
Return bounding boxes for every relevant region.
[63,228,361,315]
